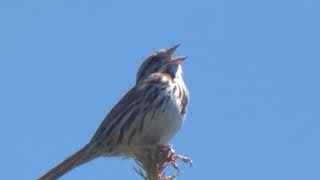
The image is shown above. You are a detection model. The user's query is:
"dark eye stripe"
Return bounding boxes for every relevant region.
[138,56,162,81]
[144,56,161,71]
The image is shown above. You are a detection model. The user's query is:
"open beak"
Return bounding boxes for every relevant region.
[166,44,180,57]
[169,56,188,65]
[165,44,188,65]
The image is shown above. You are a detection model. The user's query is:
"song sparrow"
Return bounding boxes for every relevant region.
[38,45,189,180]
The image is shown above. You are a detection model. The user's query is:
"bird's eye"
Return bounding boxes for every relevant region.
[150,55,161,61]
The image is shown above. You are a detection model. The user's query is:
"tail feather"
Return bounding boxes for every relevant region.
[38,143,98,180]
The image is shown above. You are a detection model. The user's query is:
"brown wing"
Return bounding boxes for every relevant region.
[90,85,143,143]
[89,73,169,145]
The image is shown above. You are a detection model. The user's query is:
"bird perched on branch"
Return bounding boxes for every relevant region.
[38,44,189,180]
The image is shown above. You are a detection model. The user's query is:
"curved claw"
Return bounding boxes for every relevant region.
[158,144,192,170]
[176,154,193,168]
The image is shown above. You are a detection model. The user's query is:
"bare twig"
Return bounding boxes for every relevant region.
[135,146,163,180]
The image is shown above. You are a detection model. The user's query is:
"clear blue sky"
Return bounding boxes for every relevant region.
[1,0,319,179]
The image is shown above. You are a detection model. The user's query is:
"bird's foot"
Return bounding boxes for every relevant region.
[158,144,192,171]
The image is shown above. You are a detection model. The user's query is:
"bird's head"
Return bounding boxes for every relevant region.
[136,44,187,83]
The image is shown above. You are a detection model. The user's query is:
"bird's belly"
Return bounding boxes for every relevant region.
[136,96,185,146]
[153,102,184,144]
[105,96,185,157]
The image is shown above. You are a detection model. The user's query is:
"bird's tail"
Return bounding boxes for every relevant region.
[38,143,98,180]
